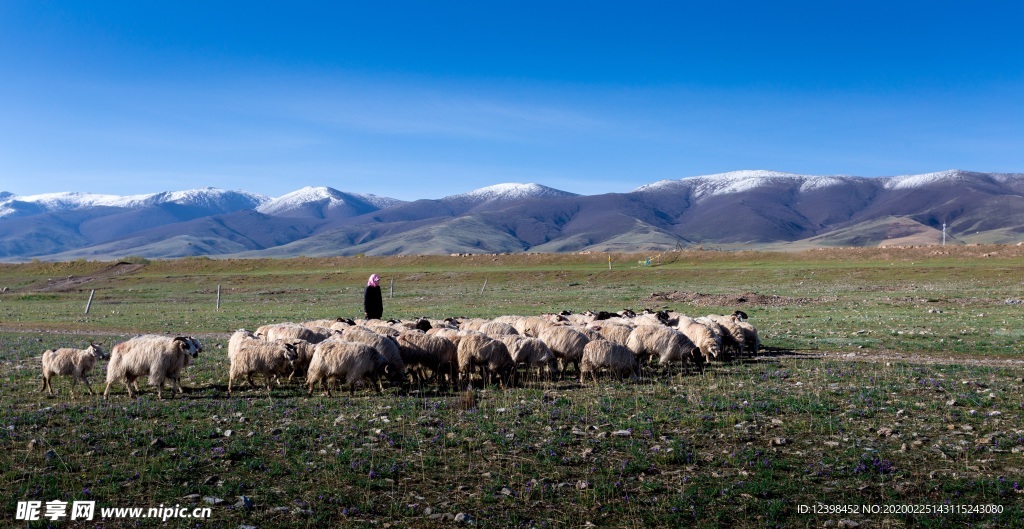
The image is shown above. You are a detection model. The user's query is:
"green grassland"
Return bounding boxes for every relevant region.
[1,247,1023,528]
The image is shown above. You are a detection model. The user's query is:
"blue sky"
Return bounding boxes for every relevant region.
[2,1,1023,200]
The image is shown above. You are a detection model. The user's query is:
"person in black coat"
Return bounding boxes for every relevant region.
[364,273,383,320]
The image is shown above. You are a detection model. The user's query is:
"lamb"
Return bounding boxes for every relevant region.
[677,316,723,363]
[625,325,701,371]
[396,331,459,388]
[227,330,299,396]
[40,342,107,397]
[306,340,402,397]
[537,325,590,377]
[103,335,201,399]
[457,332,516,388]
[500,335,553,378]
[255,322,330,344]
[580,339,639,383]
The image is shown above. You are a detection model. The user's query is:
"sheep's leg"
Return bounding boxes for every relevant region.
[246,374,256,388]
[41,375,54,396]
[322,378,332,398]
[80,375,96,396]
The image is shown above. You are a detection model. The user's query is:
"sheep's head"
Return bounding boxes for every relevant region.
[282,343,299,364]
[173,336,202,359]
[88,342,108,359]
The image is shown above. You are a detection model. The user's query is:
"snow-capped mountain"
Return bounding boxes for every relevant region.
[256,186,405,219]
[444,183,579,204]
[2,170,1023,261]
[0,187,270,219]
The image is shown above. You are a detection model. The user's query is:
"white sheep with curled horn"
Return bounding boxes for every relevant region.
[103,334,201,399]
[40,341,107,397]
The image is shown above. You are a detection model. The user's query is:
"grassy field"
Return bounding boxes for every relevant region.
[1,247,1023,528]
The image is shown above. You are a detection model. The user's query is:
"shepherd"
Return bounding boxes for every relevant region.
[364,273,383,320]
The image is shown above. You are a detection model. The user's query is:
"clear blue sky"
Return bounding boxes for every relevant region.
[2,1,1023,200]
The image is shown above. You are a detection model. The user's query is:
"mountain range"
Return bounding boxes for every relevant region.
[2,170,1022,262]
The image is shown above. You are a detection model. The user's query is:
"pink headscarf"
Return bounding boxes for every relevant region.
[367,274,380,287]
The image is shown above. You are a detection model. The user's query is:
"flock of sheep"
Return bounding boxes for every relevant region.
[38,309,760,399]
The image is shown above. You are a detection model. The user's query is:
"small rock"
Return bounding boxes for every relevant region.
[838,520,860,528]
[454,512,472,523]
[44,449,57,460]
[946,399,958,407]
[769,437,791,447]
[239,526,257,529]
[235,496,255,509]
[423,507,433,515]
[500,487,513,496]
[203,475,221,485]
[612,429,632,437]
[877,427,894,437]
[181,494,201,503]
[27,439,38,451]
[203,496,226,506]
[576,480,590,490]
[223,430,234,438]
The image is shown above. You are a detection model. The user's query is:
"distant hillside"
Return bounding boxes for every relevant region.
[2,171,1022,261]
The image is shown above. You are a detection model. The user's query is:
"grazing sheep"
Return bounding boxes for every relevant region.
[580,339,639,383]
[40,342,106,397]
[500,335,552,378]
[426,327,464,346]
[362,322,401,337]
[626,325,701,371]
[256,322,330,344]
[396,331,458,388]
[537,326,590,377]
[704,314,748,357]
[478,321,519,337]
[227,330,299,396]
[589,322,633,346]
[340,328,407,387]
[677,316,723,363]
[511,316,555,337]
[103,335,201,399]
[307,341,401,397]
[736,320,761,357]
[456,333,515,388]
[695,317,741,359]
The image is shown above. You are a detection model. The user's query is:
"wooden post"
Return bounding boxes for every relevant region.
[216,284,221,311]
[84,289,95,314]
[608,255,612,270]
[481,278,488,294]
[390,278,394,299]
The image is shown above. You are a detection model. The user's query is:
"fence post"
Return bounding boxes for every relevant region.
[84,289,95,314]
[481,278,488,294]
[390,278,394,299]
[216,284,221,311]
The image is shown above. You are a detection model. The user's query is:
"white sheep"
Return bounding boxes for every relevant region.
[735,320,761,357]
[704,314,748,357]
[396,331,459,388]
[580,339,639,383]
[500,335,553,378]
[339,328,407,388]
[255,322,331,344]
[625,325,701,371]
[40,342,107,397]
[588,322,633,346]
[537,325,590,377]
[227,330,299,396]
[103,335,201,399]
[456,332,515,388]
[306,340,402,397]
[677,316,723,363]
[511,316,555,337]
[478,321,519,337]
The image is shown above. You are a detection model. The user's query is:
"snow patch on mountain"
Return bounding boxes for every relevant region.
[883,170,975,190]
[634,170,854,200]
[0,188,259,219]
[445,183,577,203]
